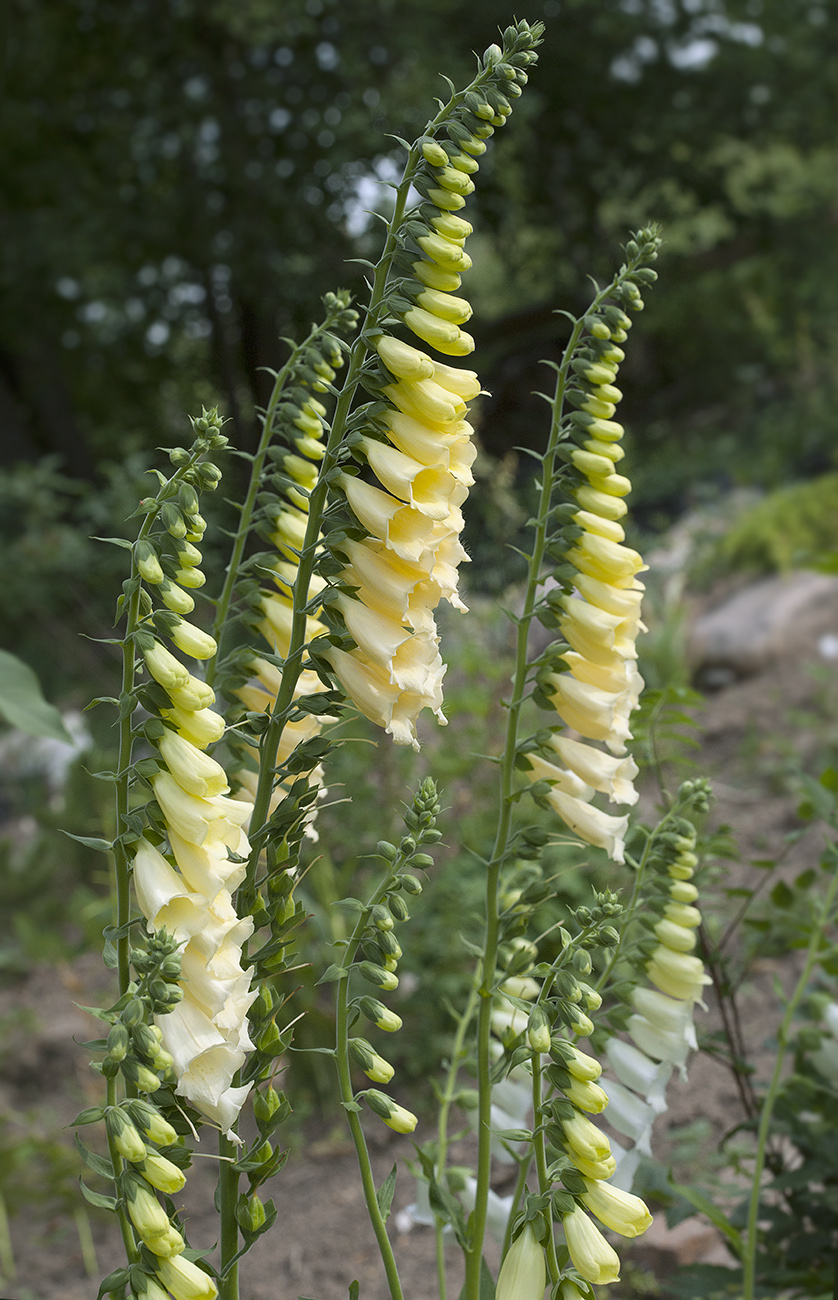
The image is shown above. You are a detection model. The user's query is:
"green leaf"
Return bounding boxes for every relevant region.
[76,1133,116,1180]
[93,535,133,549]
[62,832,114,854]
[315,963,348,986]
[0,649,73,740]
[348,1281,361,1300]
[80,1177,119,1213]
[376,1164,397,1223]
[771,880,794,910]
[96,1265,131,1298]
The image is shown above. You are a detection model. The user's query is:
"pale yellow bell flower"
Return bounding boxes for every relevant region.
[415,287,473,324]
[167,830,247,898]
[383,376,466,425]
[158,730,229,799]
[375,334,435,380]
[525,752,594,802]
[573,509,625,544]
[529,769,629,860]
[573,572,644,620]
[654,918,697,953]
[559,597,640,666]
[170,619,217,661]
[562,1111,613,1164]
[544,673,633,753]
[333,593,443,696]
[547,734,638,805]
[495,1224,546,1300]
[132,838,205,928]
[336,473,443,565]
[562,1207,621,1285]
[141,1153,188,1195]
[412,258,463,291]
[163,671,215,712]
[403,307,474,356]
[563,1075,609,1113]
[664,900,702,927]
[126,1181,171,1241]
[432,360,482,401]
[160,703,225,748]
[646,947,711,1003]
[324,645,437,749]
[156,1254,219,1300]
[143,1226,186,1259]
[416,231,472,269]
[144,642,190,693]
[567,533,646,587]
[562,651,644,703]
[575,482,628,521]
[358,437,467,521]
[563,1044,603,1082]
[581,1180,653,1239]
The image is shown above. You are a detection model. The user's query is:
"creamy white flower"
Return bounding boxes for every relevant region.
[598,1077,655,1152]
[547,734,639,805]
[604,1037,673,1111]
[562,1206,621,1285]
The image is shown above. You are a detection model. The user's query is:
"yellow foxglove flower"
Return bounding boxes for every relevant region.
[158,730,229,799]
[166,674,216,713]
[547,735,638,805]
[144,642,190,693]
[581,1179,653,1238]
[375,334,435,380]
[562,1206,621,1285]
[143,1225,186,1259]
[125,1181,170,1241]
[525,753,594,802]
[140,1153,187,1195]
[562,1111,613,1165]
[538,778,630,859]
[402,307,474,356]
[645,947,711,1003]
[383,376,466,425]
[495,1225,546,1300]
[654,918,697,953]
[336,473,442,565]
[160,703,226,748]
[543,673,634,754]
[358,438,467,521]
[157,1255,219,1300]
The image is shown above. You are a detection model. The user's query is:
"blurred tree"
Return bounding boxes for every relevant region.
[1,0,837,674]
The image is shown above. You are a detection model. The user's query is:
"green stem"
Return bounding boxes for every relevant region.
[209,321,336,682]
[105,1078,139,1266]
[531,1056,561,1285]
[433,981,481,1300]
[217,1134,240,1300]
[464,304,584,1300]
[742,861,838,1300]
[335,921,406,1300]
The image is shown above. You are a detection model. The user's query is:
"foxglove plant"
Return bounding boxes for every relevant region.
[78,20,725,1300]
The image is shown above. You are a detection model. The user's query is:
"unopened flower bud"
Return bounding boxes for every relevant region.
[105,1108,147,1162]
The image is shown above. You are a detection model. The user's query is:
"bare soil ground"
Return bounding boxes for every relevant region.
[3,575,838,1300]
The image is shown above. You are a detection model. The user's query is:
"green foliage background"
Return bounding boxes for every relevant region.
[2,0,837,692]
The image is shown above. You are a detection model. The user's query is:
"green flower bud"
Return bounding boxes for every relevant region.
[364,1090,418,1134]
[358,997,403,1033]
[357,961,400,991]
[105,1108,147,1162]
[141,1153,187,1194]
[124,1176,171,1242]
[125,1099,180,1146]
[122,1059,162,1093]
[527,1005,552,1054]
[237,1192,267,1234]
[107,1022,131,1061]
